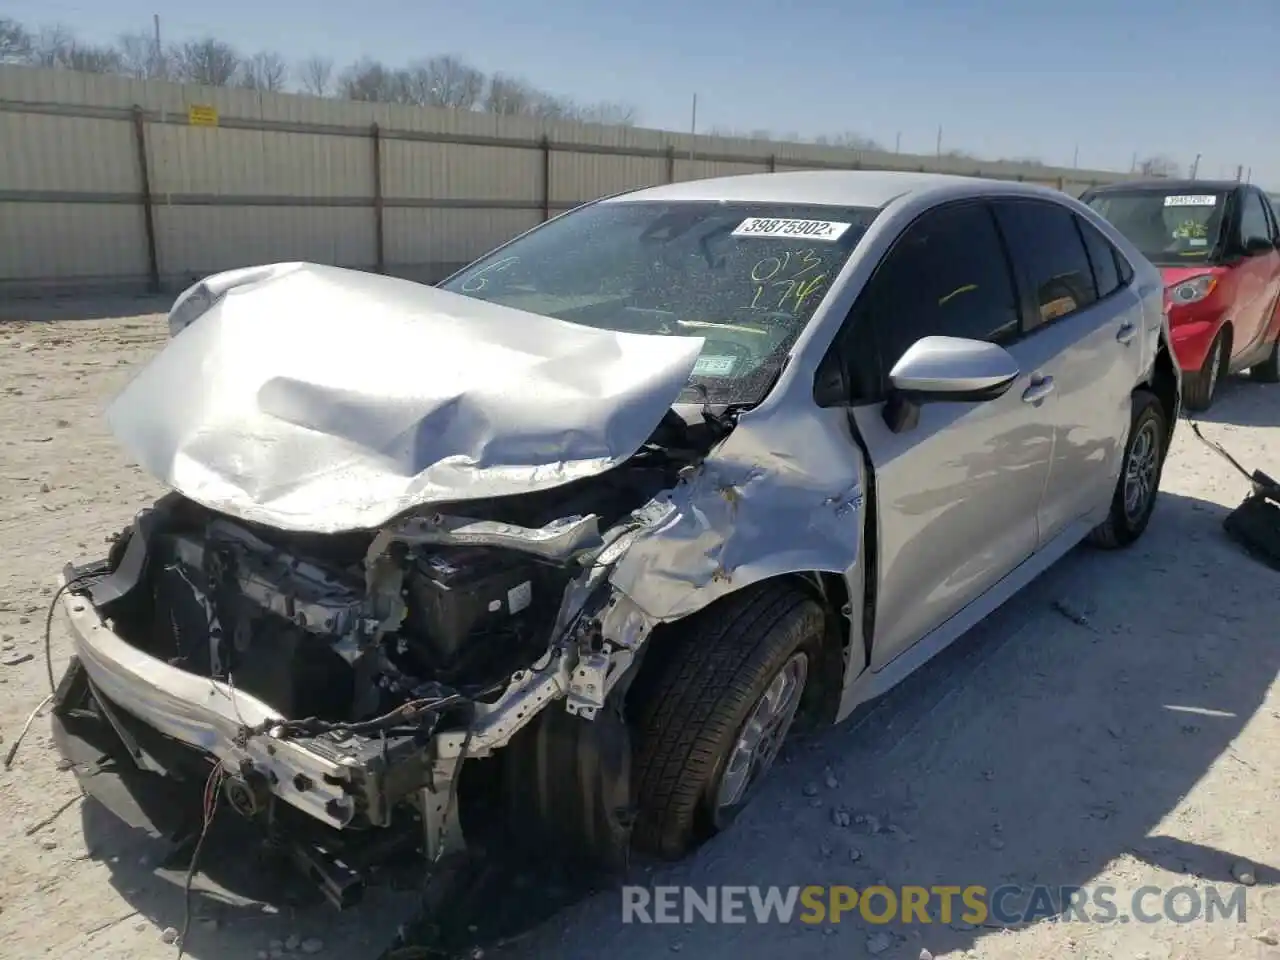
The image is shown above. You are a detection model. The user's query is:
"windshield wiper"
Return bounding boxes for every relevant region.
[688,382,737,437]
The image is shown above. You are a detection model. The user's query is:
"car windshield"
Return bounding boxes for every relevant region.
[1083,188,1229,266]
[439,200,878,404]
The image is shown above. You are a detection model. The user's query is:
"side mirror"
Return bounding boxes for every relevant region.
[882,335,1020,432]
[1243,236,1275,256]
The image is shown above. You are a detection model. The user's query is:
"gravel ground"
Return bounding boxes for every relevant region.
[1,300,1278,960]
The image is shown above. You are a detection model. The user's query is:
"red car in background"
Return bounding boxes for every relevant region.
[1081,180,1280,410]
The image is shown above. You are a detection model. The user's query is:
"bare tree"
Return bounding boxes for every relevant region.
[171,37,240,87]
[812,131,885,151]
[709,126,771,140]
[0,18,32,63]
[571,100,638,127]
[12,20,122,74]
[480,72,633,124]
[402,54,484,108]
[338,57,404,102]
[297,55,333,96]
[529,93,576,121]
[238,50,288,91]
[64,43,123,73]
[1137,154,1180,178]
[484,72,541,115]
[117,31,169,79]
[27,24,76,67]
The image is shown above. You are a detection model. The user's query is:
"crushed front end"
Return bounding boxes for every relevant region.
[49,473,683,906]
[46,263,748,907]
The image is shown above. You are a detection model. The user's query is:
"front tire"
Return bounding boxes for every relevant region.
[1249,334,1280,383]
[1183,329,1227,411]
[1087,389,1167,549]
[631,582,824,860]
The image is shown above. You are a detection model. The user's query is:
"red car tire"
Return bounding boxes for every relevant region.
[1183,328,1228,411]
[1249,334,1280,383]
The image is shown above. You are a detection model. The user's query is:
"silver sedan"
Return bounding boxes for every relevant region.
[51,170,1181,897]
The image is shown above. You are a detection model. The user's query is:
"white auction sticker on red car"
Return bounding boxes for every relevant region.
[731,218,852,241]
[1163,195,1218,207]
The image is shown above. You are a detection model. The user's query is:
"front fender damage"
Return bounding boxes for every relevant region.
[423,430,867,768]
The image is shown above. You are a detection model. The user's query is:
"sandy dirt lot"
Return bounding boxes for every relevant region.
[1,299,1278,960]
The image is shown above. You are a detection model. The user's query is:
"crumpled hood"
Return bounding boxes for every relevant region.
[108,263,704,533]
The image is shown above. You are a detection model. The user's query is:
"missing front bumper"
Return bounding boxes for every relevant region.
[54,511,468,880]
[62,575,437,832]
[51,655,203,841]
[50,504,639,905]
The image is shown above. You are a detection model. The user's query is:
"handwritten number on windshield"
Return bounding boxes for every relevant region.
[750,249,823,283]
[751,273,828,312]
[749,250,828,313]
[460,256,519,293]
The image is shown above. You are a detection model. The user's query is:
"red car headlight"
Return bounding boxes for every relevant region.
[1166,275,1218,306]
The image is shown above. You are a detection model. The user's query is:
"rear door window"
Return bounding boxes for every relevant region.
[993,199,1100,331]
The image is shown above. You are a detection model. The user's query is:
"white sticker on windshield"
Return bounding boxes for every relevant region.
[1164,195,1217,207]
[731,218,851,241]
[1188,238,1208,246]
[693,355,738,377]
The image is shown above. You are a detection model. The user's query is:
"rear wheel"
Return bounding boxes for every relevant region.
[1249,334,1280,383]
[631,582,824,859]
[1087,389,1167,549]
[1182,329,1227,411]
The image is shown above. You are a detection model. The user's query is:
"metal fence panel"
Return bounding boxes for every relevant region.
[0,202,149,283]
[382,141,541,202]
[0,63,1144,297]
[383,208,541,281]
[153,206,376,281]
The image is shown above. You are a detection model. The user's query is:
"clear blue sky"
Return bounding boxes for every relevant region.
[7,0,1279,188]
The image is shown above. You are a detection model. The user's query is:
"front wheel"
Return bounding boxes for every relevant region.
[630,582,825,860]
[1087,389,1168,549]
[1249,334,1280,383]
[1182,329,1227,411]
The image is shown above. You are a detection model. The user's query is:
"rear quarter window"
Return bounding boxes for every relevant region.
[1076,215,1122,298]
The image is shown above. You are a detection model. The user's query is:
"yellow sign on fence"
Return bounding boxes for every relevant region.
[187,104,218,127]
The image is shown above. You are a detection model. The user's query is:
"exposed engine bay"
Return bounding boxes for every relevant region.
[51,409,729,908]
[147,508,568,727]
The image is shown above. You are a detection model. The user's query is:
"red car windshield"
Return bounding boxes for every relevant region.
[1084,189,1229,266]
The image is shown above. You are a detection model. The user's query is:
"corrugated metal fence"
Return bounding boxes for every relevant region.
[0,64,1142,297]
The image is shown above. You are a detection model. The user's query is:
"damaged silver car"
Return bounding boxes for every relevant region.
[50,171,1181,904]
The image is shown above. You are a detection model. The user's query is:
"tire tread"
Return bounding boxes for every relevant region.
[631,581,823,859]
[1087,389,1166,550]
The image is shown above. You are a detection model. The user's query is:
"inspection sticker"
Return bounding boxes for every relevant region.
[693,355,738,376]
[732,218,851,241]
[1163,194,1217,207]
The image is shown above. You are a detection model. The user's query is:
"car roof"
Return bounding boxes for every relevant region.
[601,169,1068,210]
[1085,178,1242,195]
